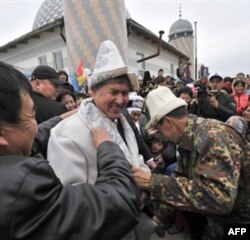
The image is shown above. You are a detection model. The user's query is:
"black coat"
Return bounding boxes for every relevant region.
[191,91,236,122]
[121,109,153,162]
[33,92,68,124]
[0,142,140,240]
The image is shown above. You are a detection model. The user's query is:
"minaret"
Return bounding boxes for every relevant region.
[168,6,194,78]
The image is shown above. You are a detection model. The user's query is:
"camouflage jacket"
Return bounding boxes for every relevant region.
[151,114,250,238]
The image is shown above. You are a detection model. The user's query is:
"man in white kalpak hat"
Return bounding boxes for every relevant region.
[127,92,148,137]
[132,86,250,239]
[47,40,155,240]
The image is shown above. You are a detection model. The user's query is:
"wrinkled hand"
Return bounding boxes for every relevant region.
[132,167,152,190]
[91,127,112,149]
[209,95,219,108]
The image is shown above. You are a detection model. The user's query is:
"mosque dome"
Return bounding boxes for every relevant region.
[33,0,63,30]
[169,18,193,40]
[33,0,131,30]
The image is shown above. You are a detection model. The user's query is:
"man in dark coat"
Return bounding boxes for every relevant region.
[30,65,68,123]
[0,61,140,240]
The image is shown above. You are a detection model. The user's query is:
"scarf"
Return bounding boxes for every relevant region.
[78,98,150,172]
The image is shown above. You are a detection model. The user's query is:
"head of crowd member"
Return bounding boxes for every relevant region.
[245,76,250,88]
[175,81,185,91]
[30,66,66,101]
[146,87,187,144]
[222,77,233,94]
[161,76,173,89]
[75,92,88,107]
[88,40,138,121]
[158,78,168,87]
[208,74,224,91]
[150,131,168,155]
[243,102,250,121]
[56,90,77,110]
[158,69,163,77]
[0,61,38,156]
[58,70,69,82]
[142,70,152,88]
[176,86,193,105]
[226,102,250,138]
[232,79,246,95]
[178,61,184,69]
[236,72,245,80]
[199,76,208,86]
[127,93,144,124]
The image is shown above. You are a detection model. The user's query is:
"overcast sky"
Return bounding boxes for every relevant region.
[0,0,249,77]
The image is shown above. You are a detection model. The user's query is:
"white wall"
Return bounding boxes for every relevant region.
[128,32,179,78]
[0,27,181,78]
[0,28,66,72]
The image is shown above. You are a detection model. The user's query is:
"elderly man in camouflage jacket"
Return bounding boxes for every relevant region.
[133,87,250,239]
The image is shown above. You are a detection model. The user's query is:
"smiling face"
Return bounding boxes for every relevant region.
[61,94,77,110]
[0,92,38,156]
[234,83,245,95]
[92,81,130,120]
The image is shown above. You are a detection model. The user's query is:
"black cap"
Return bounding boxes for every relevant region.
[31,66,66,85]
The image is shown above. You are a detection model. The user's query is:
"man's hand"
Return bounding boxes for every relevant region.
[209,95,219,108]
[132,167,152,190]
[91,127,112,149]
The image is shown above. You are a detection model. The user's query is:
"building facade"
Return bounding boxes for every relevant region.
[0,0,189,81]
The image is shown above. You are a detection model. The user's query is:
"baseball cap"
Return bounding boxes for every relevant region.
[209,73,223,82]
[31,66,66,85]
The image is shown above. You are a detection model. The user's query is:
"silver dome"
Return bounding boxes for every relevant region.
[33,0,131,30]
[33,0,63,30]
[169,18,193,37]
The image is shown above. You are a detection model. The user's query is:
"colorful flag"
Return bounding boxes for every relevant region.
[76,60,87,85]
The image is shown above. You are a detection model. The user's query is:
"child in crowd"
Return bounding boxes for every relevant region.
[231,79,249,115]
[149,132,177,175]
[75,92,88,107]
[56,90,77,110]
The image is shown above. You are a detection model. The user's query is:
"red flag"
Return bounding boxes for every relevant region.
[76,60,84,77]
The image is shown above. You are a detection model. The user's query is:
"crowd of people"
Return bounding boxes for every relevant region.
[0,39,250,240]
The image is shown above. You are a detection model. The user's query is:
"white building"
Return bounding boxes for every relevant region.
[0,0,190,81]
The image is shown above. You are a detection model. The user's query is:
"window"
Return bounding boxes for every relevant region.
[136,52,145,79]
[38,55,47,65]
[52,50,64,70]
[170,63,175,75]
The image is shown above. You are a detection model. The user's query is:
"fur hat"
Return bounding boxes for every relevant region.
[88,40,138,89]
[146,87,187,128]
